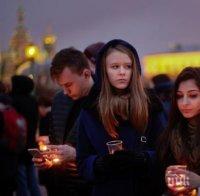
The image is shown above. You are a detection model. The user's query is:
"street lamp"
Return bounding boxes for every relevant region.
[25,43,39,78]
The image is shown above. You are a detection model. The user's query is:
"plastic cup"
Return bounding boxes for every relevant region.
[106,140,123,154]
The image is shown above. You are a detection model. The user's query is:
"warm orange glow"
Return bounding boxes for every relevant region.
[191,189,197,196]
[52,158,60,163]
[43,35,56,45]
[38,143,47,151]
[143,51,200,78]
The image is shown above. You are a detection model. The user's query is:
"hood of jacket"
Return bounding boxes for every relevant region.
[95,39,142,88]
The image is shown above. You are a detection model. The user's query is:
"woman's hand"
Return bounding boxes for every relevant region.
[176,169,200,189]
[165,165,200,194]
[165,165,188,193]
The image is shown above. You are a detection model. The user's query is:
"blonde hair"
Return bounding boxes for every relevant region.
[99,45,149,138]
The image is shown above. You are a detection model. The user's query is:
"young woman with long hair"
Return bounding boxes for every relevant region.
[77,39,166,196]
[158,67,200,195]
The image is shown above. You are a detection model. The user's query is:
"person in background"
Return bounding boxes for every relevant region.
[158,67,200,195]
[84,42,105,74]
[152,74,173,116]
[0,89,19,196]
[10,75,41,196]
[77,39,167,196]
[37,96,52,137]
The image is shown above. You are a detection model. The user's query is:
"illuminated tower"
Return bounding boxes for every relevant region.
[2,5,32,81]
[42,27,57,59]
[9,5,31,61]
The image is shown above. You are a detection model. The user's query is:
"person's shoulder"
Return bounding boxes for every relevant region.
[54,91,70,100]
[79,104,99,121]
[146,88,164,113]
[53,91,73,104]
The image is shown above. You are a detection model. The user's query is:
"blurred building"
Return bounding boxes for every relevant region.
[142,43,200,79]
[0,5,57,91]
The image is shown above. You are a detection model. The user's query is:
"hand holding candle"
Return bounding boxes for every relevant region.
[166,165,189,193]
[38,135,50,151]
[47,144,76,162]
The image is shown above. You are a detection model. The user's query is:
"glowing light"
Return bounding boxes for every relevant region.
[25,44,39,59]
[44,35,56,45]
[28,74,34,79]
[39,143,48,151]
[52,158,60,163]
[143,51,200,78]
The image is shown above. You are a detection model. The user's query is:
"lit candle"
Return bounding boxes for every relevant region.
[52,158,60,164]
[39,143,47,151]
[191,189,197,196]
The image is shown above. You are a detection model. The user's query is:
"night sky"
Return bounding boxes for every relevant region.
[1,0,200,58]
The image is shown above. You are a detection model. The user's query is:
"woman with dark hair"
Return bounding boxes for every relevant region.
[158,67,200,195]
[77,39,166,196]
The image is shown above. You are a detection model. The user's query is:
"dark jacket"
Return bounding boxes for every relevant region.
[10,76,38,163]
[77,39,167,196]
[41,91,92,195]
[77,95,166,196]
[49,91,74,145]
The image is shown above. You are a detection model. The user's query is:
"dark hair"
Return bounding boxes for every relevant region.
[152,74,173,92]
[84,42,105,64]
[50,47,89,80]
[158,67,200,172]
[152,74,171,84]
[152,74,173,102]
[37,96,52,107]
[11,75,34,95]
[98,42,148,138]
[169,67,200,130]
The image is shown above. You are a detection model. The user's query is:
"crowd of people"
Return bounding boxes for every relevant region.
[0,39,200,196]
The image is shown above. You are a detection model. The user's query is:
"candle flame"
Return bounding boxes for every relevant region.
[53,158,60,163]
[39,143,47,151]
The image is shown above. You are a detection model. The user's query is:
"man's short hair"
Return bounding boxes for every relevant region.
[50,47,89,80]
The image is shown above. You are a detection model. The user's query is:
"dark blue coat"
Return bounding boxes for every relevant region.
[77,99,166,196]
[77,39,167,195]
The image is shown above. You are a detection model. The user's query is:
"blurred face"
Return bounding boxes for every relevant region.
[38,106,50,117]
[57,67,91,100]
[106,50,132,90]
[177,79,200,120]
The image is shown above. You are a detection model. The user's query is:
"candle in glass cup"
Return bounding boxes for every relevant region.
[106,140,123,154]
[166,165,187,192]
[38,136,50,151]
[39,143,48,151]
